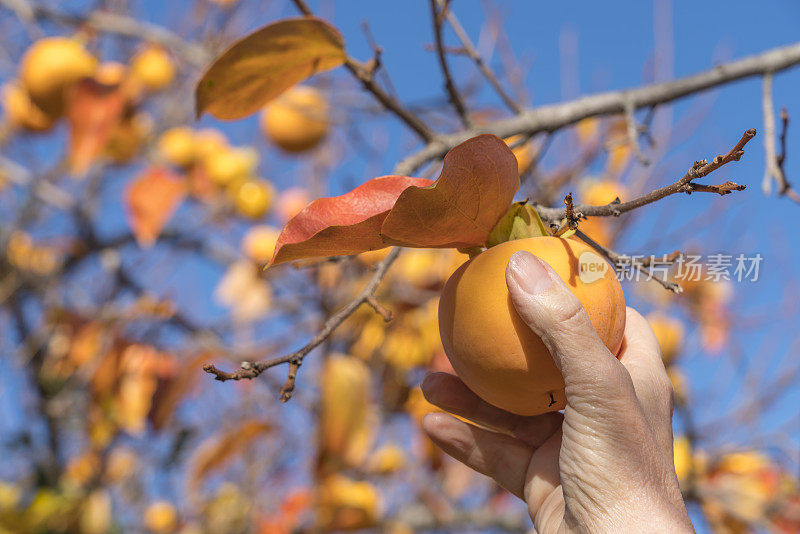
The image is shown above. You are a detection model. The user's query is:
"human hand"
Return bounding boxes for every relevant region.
[422,250,694,533]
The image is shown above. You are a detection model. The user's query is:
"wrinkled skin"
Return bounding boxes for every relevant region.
[423,251,694,533]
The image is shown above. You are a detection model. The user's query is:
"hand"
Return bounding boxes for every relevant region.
[422,250,694,533]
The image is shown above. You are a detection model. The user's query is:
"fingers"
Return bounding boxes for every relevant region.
[422,413,532,499]
[505,251,629,398]
[422,372,563,448]
[618,307,675,457]
[525,429,562,522]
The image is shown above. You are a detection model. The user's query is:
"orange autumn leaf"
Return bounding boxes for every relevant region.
[270,175,432,266]
[269,135,519,266]
[381,134,519,248]
[125,167,187,247]
[68,78,127,176]
[196,17,345,120]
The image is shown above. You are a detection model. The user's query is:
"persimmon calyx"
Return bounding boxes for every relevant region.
[485,201,550,248]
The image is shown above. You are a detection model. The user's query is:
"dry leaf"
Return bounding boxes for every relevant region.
[196,17,345,120]
[270,175,432,266]
[381,134,519,248]
[188,420,273,491]
[124,167,187,247]
[67,78,127,176]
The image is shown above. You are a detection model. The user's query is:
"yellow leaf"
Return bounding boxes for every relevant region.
[195,17,345,120]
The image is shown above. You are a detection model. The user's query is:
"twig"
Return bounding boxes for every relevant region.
[366,295,393,321]
[624,95,650,165]
[773,108,800,204]
[279,359,301,402]
[360,20,399,100]
[436,0,521,113]
[535,129,755,222]
[204,248,401,391]
[290,0,435,142]
[762,73,783,194]
[430,0,473,128]
[397,41,800,173]
[681,181,746,195]
[551,192,577,237]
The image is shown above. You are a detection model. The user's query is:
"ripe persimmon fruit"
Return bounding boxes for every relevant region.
[438,236,626,415]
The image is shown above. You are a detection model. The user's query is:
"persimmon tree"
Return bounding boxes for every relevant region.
[1,0,799,532]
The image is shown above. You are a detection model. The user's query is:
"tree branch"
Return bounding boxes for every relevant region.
[430,0,473,128]
[535,129,755,222]
[0,0,212,66]
[290,0,435,142]
[397,41,800,173]
[435,0,522,113]
[204,247,401,398]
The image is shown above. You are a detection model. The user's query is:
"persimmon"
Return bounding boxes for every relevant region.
[504,135,536,175]
[260,85,328,152]
[203,146,257,186]
[19,37,97,117]
[157,127,195,167]
[439,236,626,415]
[232,178,274,219]
[143,501,178,533]
[130,45,175,91]
[94,61,128,86]
[578,179,627,248]
[276,186,311,222]
[241,225,281,263]
[2,82,56,132]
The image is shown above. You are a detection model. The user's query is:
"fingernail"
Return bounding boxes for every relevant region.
[508,251,554,294]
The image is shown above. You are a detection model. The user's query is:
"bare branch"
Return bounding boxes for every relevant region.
[366,295,393,321]
[290,0,435,142]
[624,95,650,165]
[435,0,522,113]
[0,0,212,66]
[536,129,755,222]
[762,73,783,194]
[430,0,473,128]
[398,41,800,172]
[204,248,401,393]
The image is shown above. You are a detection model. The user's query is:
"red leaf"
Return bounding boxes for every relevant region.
[125,167,187,247]
[67,78,127,177]
[380,134,519,247]
[270,175,433,266]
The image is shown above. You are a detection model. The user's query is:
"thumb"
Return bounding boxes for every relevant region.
[505,250,628,398]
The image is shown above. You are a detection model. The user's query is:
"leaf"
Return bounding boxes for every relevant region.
[67,78,127,176]
[124,167,187,247]
[195,17,346,120]
[380,134,519,248]
[485,201,549,247]
[270,175,433,266]
[149,353,209,431]
[188,420,273,492]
